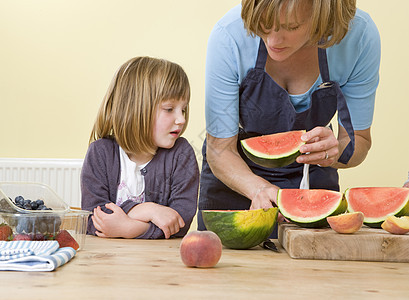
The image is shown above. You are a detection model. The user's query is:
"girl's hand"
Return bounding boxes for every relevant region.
[148,204,185,239]
[92,203,133,238]
[296,126,339,167]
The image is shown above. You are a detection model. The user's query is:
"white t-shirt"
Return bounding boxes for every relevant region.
[116,147,149,206]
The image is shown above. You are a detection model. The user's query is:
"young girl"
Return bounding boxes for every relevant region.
[81,56,199,239]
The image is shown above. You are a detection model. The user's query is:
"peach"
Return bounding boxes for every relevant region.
[180,230,222,268]
[326,211,364,234]
[381,215,409,235]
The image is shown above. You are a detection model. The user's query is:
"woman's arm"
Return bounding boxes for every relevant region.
[333,126,371,169]
[207,133,279,209]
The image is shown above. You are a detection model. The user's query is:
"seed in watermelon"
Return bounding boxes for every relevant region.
[201,208,278,250]
[240,130,306,168]
[277,189,347,228]
[345,187,409,228]
[327,211,364,234]
[381,216,409,235]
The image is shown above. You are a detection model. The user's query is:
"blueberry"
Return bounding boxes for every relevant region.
[14,196,24,204]
[47,222,55,233]
[23,203,32,210]
[35,199,44,206]
[16,223,24,233]
[39,222,48,233]
[30,202,38,210]
[39,205,47,210]
[16,217,31,233]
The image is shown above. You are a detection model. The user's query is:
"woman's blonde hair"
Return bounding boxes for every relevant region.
[89,56,190,155]
[241,0,356,48]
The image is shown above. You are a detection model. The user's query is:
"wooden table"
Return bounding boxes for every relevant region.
[2,235,409,299]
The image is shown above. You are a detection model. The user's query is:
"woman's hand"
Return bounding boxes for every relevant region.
[92,203,137,238]
[296,126,339,167]
[250,185,279,210]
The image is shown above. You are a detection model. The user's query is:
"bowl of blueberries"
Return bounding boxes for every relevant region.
[0,182,70,240]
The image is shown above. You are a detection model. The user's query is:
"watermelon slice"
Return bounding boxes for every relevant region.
[277,189,347,228]
[345,187,409,228]
[201,208,278,249]
[240,130,306,168]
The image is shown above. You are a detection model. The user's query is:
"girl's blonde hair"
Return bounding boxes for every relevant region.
[241,0,356,48]
[89,56,190,155]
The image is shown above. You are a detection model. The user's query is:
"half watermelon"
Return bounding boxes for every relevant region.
[345,187,409,228]
[201,208,278,249]
[241,130,306,168]
[277,189,347,228]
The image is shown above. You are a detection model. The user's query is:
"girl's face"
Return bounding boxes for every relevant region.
[152,98,188,149]
[261,2,313,62]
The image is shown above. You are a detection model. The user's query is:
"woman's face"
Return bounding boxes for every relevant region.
[152,98,187,149]
[261,2,313,62]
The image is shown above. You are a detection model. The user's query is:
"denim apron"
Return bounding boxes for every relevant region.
[198,39,355,234]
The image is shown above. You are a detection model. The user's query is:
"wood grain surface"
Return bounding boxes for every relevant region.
[278,223,409,262]
[1,235,409,299]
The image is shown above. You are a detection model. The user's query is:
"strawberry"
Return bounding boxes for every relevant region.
[0,223,12,241]
[12,233,32,241]
[55,230,79,250]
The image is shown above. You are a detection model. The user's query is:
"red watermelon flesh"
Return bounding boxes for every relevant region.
[242,130,304,157]
[240,130,306,168]
[346,187,409,225]
[277,189,346,227]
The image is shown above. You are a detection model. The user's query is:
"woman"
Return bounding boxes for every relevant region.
[198,0,380,231]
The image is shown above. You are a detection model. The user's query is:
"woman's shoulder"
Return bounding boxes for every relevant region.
[207,4,259,84]
[326,8,380,84]
[210,4,258,49]
[328,8,380,55]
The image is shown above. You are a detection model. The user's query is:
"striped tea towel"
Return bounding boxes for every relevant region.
[0,241,76,271]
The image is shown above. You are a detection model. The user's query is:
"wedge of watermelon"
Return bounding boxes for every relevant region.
[277,189,347,228]
[345,187,409,228]
[201,208,278,249]
[241,130,306,168]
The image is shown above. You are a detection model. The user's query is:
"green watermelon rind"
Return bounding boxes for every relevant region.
[277,190,347,228]
[345,188,409,228]
[201,208,278,250]
[240,131,306,168]
[242,147,302,168]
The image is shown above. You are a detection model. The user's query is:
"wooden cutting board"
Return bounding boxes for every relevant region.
[278,223,409,262]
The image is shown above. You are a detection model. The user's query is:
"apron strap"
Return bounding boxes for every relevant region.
[318,47,330,82]
[255,39,268,70]
[335,82,355,164]
[318,47,355,164]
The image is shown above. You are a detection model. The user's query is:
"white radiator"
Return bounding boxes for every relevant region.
[0,158,83,208]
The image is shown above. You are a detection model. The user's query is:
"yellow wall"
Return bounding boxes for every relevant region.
[1,0,408,191]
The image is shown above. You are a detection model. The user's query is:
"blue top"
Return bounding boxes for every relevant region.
[205,5,381,138]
